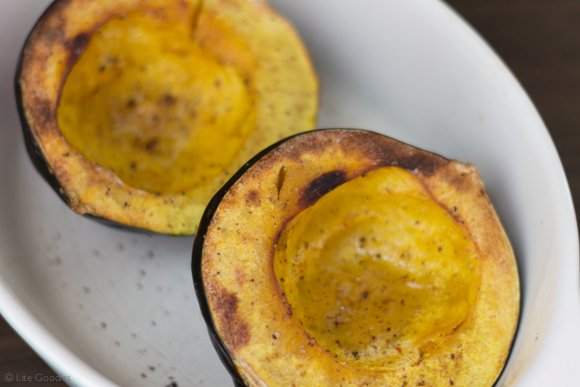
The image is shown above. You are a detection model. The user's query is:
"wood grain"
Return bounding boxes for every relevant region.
[0,316,66,385]
[1,0,578,385]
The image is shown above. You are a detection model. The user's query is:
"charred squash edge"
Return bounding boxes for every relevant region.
[192,130,292,386]
[191,128,521,387]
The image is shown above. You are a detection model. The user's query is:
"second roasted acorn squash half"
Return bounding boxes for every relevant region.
[194,129,520,386]
[15,0,318,234]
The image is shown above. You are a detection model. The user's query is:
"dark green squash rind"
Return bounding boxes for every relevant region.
[191,131,306,387]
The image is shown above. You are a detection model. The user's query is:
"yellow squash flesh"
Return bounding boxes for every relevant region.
[17,0,318,234]
[274,167,480,371]
[200,129,520,387]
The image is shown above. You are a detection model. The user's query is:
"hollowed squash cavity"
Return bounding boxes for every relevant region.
[274,167,480,370]
[58,11,255,194]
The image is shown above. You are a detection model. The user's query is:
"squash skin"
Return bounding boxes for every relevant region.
[193,136,293,387]
[193,129,520,387]
[15,0,318,235]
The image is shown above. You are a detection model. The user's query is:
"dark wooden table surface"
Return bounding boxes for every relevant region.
[1,0,579,385]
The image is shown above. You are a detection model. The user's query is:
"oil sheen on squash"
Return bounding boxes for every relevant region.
[58,10,255,194]
[274,167,480,370]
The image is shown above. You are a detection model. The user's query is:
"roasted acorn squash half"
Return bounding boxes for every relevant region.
[15,0,318,234]
[193,129,520,387]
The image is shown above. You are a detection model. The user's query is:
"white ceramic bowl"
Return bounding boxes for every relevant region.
[1,0,578,386]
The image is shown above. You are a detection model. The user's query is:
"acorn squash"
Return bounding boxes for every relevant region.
[15,0,318,234]
[193,129,520,386]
